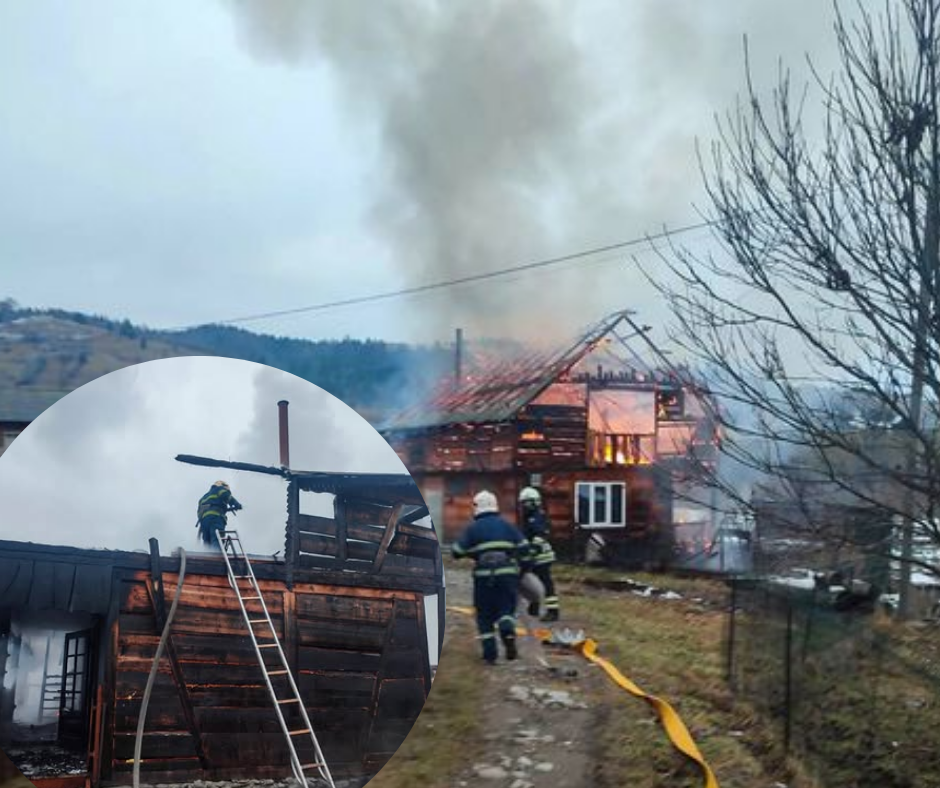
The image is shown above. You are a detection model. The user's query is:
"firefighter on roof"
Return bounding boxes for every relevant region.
[196,480,242,549]
[452,490,526,665]
[519,486,560,622]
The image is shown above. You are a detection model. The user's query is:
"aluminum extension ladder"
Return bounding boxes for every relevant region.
[216,529,336,788]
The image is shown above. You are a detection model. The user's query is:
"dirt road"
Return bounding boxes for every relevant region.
[443,564,603,788]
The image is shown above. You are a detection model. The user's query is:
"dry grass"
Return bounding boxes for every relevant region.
[561,586,792,788]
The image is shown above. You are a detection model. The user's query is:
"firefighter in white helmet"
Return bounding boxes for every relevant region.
[452,490,526,664]
[518,486,560,622]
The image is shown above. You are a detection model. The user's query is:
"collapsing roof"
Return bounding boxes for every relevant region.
[381,310,679,433]
[175,455,426,508]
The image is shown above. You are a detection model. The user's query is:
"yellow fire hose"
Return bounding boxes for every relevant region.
[448,605,720,788]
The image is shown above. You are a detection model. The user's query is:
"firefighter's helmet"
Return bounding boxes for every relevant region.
[214,480,230,489]
[519,486,542,505]
[472,490,499,517]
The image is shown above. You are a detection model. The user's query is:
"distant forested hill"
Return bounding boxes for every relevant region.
[0,299,450,422]
[156,324,450,418]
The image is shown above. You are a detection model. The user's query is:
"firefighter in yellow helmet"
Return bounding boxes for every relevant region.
[196,481,242,549]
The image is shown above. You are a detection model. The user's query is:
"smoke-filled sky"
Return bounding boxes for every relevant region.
[0,1,846,345]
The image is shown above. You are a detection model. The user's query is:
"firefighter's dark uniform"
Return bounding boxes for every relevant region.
[521,507,559,620]
[452,511,526,664]
[197,484,242,548]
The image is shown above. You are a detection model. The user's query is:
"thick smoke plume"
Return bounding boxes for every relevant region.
[224,0,842,344]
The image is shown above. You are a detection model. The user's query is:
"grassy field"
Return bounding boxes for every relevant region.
[367,561,937,787]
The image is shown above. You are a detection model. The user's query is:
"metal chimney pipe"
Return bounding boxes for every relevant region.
[277,400,290,468]
[454,328,463,388]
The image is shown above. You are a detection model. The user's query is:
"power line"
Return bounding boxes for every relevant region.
[170,219,714,331]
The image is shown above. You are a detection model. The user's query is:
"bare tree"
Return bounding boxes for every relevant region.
[650,0,940,615]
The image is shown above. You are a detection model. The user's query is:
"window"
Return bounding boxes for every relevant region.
[575,482,626,528]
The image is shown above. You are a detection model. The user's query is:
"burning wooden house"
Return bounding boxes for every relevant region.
[0,402,442,787]
[381,311,720,568]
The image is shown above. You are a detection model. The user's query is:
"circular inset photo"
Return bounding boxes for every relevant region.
[0,357,444,788]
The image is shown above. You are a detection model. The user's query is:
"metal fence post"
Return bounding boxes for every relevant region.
[784,600,794,752]
[727,579,737,690]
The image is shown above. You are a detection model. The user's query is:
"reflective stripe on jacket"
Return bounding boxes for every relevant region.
[452,513,526,578]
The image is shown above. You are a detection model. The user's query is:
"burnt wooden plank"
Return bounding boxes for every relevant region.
[119,611,158,636]
[111,757,201,774]
[193,707,282,734]
[387,532,438,560]
[372,503,404,574]
[375,678,427,721]
[122,580,153,614]
[296,514,336,536]
[296,619,388,650]
[113,732,198,761]
[169,608,284,638]
[344,501,394,526]
[359,600,397,761]
[178,661,268,686]
[297,554,342,571]
[148,538,167,626]
[384,649,424,680]
[347,522,387,543]
[295,593,394,624]
[415,597,432,694]
[390,614,420,649]
[115,671,180,698]
[283,589,297,677]
[119,633,258,664]
[297,672,376,705]
[297,532,338,557]
[286,477,300,590]
[186,685,272,707]
[334,495,348,568]
[297,646,382,673]
[143,580,209,769]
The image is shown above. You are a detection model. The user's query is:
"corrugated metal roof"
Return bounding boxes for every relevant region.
[0,388,68,424]
[381,311,634,432]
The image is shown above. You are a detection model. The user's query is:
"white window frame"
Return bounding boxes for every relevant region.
[575,481,627,528]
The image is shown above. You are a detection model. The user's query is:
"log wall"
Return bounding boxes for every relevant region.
[112,570,431,781]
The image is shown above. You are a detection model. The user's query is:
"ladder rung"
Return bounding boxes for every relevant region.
[300,763,324,770]
[289,728,311,736]
[277,698,299,704]
[249,619,268,624]
[267,670,289,676]
[258,644,278,649]
[242,595,262,600]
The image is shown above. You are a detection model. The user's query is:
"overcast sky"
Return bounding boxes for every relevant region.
[0,0,847,347]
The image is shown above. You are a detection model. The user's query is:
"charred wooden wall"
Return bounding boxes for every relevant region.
[287,497,441,584]
[112,570,431,782]
[390,423,518,475]
[514,403,587,470]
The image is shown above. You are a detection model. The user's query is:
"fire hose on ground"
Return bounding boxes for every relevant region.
[448,605,720,788]
[134,548,188,788]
